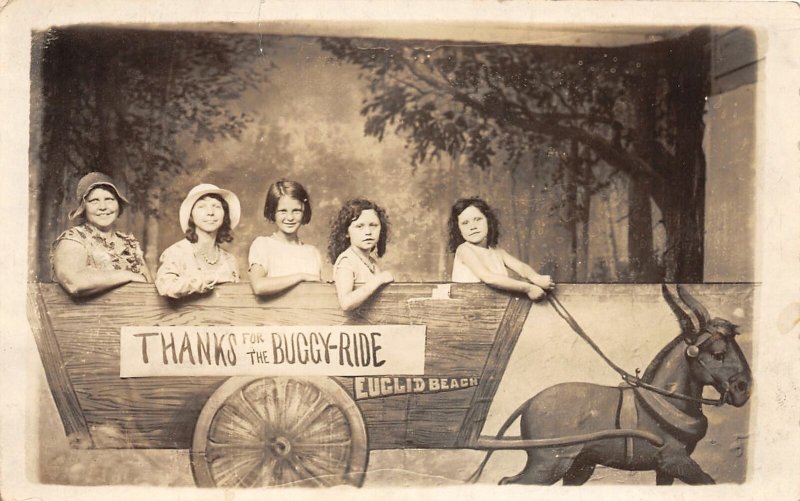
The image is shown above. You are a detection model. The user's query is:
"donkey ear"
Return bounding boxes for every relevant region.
[677,285,709,333]
[661,283,698,341]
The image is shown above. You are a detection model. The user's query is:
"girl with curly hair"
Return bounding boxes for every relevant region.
[328,199,394,311]
[448,197,554,301]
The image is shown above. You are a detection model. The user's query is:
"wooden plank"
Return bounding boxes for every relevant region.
[332,376,411,449]
[355,396,411,449]
[48,306,348,329]
[409,299,506,373]
[455,296,533,446]
[407,389,478,447]
[47,300,505,333]
[86,411,200,448]
[38,282,344,309]
[38,282,506,308]
[27,283,94,449]
[70,375,223,448]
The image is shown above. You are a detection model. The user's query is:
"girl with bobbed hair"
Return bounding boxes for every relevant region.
[248,179,322,296]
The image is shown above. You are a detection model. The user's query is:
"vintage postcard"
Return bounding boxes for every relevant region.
[1,1,799,500]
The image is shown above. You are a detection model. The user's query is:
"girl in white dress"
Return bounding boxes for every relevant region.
[248,180,322,296]
[156,184,240,298]
[448,197,554,301]
[328,199,394,311]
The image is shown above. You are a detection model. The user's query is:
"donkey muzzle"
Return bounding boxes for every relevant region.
[725,372,752,407]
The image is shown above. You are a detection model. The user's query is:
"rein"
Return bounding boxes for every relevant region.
[546,294,726,407]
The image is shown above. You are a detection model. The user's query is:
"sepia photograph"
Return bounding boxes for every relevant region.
[2,1,799,499]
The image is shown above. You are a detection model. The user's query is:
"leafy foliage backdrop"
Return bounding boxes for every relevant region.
[33,28,713,283]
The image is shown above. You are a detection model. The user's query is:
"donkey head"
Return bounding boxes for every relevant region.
[661,284,752,407]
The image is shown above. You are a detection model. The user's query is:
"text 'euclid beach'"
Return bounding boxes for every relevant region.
[119,325,426,377]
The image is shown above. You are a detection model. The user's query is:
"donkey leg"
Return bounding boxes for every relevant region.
[562,460,596,486]
[500,448,580,485]
[657,453,715,485]
[655,471,674,485]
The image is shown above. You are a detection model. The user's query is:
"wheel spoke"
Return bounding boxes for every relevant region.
[256,456,278,487]
[294,438,352,450]
[272,459,290,486]
[253,382,280,436]
[235,387,267,432]
[286,393,328,435]
[302,451,348,476]
[232,455,266,488]
[287,456,337,487]
[235,453,269,488]
[286,381,308,429]
[267,378,287,432]
[302,409,348,438]
[210,404,264,442]
[205,438,264,463]
[212,453,262,488]
[280,460,305,487]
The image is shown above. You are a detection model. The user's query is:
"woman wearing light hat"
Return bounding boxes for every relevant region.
[155,184,241,298]
[51,172,152,296]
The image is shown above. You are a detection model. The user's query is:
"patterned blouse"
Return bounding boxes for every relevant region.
[51,223,147,278]
[156,239,239,298]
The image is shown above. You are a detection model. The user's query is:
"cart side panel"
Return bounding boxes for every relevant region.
[356,288,517,449]
[406,298,507,374]
[406,388,479,447]
[27,283,94,448]
[35,283,526,450]
[73,377,226,448]
[39,285,227,448]
[334,383,412,450]
[455,295,533,447]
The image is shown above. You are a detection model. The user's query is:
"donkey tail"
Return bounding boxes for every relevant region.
[465,399,531,484]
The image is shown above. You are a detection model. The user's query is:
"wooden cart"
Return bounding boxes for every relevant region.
[28,281,543,487]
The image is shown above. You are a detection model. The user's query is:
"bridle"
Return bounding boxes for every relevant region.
[546,294,727,407]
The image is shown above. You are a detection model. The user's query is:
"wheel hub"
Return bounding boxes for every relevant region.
[268,436,292,458]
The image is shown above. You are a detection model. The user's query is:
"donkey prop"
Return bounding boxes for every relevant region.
[468,284,752,485]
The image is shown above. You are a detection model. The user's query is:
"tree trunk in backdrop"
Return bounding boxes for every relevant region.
[628,63,658,282]
[658,29,709,282]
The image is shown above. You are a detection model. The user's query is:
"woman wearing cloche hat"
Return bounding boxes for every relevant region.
[51,172,152,296]
[155,183,241,298]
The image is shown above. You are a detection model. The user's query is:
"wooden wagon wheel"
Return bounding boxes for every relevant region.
[191,376,368,488]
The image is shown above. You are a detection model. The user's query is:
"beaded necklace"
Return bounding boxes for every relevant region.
[350,246,377,274]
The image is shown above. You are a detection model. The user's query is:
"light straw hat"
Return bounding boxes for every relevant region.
[179,183,241,233]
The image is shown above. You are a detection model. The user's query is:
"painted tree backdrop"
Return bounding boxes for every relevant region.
[32,28,713,283]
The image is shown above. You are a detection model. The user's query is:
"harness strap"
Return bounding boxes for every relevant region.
[547,294,725,407]
[618,387,638,463]
[634,387,708,439]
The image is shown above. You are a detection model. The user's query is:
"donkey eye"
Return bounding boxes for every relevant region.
[712,352,725,362]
